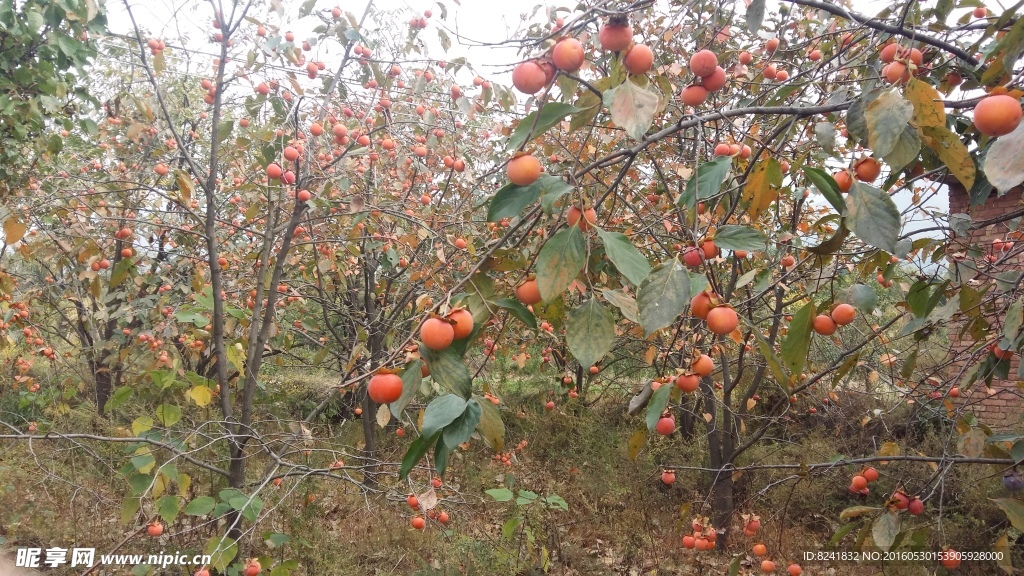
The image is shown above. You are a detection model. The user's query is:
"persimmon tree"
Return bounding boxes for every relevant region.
[387,0,1024,567]
[1,0,511,571]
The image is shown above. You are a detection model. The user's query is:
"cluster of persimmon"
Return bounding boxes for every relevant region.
[681,238,719,267]
[889,487,926,517]
[680,49,728,106]
[811,302,856,336]
[144,37,166,55]
[680,516,718,551]
[847,465,880,495]
[419,308,473,352]
[832,156,883,193]
[491,439,528,468]
[879,42,926,85]
[407,9,431,29]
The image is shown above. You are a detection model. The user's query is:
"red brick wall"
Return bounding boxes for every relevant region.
[947,180,1023,428]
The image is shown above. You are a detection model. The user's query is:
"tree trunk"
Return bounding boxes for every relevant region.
[360,391,379,488]
[710,474,734,547]
[93,363,111,417]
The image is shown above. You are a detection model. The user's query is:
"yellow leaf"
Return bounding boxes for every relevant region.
[175,170,194,205]
[746,398,757,411]
[742,159,783,218]
[678,502,691,520]
[132,416,153,436]
[3,218,26,244]
[995,532,1013,575]
[877,441,900,464]
[703,412,713,423]
[645,346,657,365]
[921,125,975,190]
[905,79,946,128]
[176,473,191,496]
[627,428,647,461]
[375,403,391,428]
[187,385,213,407]
[152,473,168,499]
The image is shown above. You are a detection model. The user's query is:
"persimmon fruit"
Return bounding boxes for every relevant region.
[420,318,455,351]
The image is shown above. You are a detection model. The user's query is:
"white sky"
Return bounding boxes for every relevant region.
[101,0,951,232]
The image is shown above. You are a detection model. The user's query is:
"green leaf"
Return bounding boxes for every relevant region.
[872,511,900,552]
[980,16,1024,85]
[781,301,816,377]
[883,125,921,172]
[442,398,482,450]
[506,103,582,150]
[865,90,914,157]
[850,284,877,313]
[203,536,238,573]
[645,383,672,432]
[984,123,1024,194]
[829,520,861,546]
[1005,298,1024,343]
[535,226,586,302]
[839,506,881,520]
[502,516,524,539]
[156,495,180,524]
[713,225,767,252]
[636,260,691,335]
[815,121,837,152]
[390,360,423,419]
[804,166,845,214]
[728,555,742,576]
[419,345,472,398]
[127,473,152,495]
[434,439,451,477]
[679,157,731,207]
[183,496,216,516]
[492,297,538,330]
[921,124,975,190]
[596,228,651,285]
[846,182,901,252]
[993,498,1024,532]
[266,532,291,548]
[602,289,638,323]
[475,396,504,451]
[486,488,514,502]
[174,310,210,327]
[487,182,542,222]
[131,454,155,474]
[746,0,766,32]
[421,394,468,438]
[155,404,181,428]
[399,433,438,480]
[538,176,575,215]
[121,497,141,524]
[603,80,659,140]
[566,299,615,370]
[106,386,133,412]
[755,333,789,384]
[569,90,602,132]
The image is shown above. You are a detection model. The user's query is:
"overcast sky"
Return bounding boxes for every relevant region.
[101,0,951,234]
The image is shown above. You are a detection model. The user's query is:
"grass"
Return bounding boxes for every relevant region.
[1,360,1019,576]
